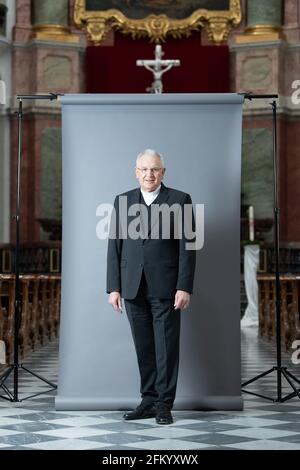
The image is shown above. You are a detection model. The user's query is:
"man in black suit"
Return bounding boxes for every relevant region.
[107,149,196,424]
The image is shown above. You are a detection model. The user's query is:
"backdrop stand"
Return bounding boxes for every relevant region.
[241,92,300,402]
[0,94,59,402]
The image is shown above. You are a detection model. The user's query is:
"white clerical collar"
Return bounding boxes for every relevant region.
[141,184,161,206]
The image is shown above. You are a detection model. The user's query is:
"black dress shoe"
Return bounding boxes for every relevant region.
[155,404,173,425]
[123,403,156,421]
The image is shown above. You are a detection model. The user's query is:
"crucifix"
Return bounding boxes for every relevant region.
[136,44,181,94]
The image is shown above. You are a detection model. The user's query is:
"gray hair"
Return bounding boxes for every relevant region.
[136,149,165,168]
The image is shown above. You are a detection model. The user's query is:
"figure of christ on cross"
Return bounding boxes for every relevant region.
[136,44,180,94]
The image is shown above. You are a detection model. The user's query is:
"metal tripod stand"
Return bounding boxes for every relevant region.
[0,94,59,401]
[241,93,300,402]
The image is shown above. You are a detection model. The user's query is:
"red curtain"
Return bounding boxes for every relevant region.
[86,32,229,93]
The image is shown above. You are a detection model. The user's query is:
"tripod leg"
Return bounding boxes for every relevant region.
[242,369,277,401]
[1,363,57,402]
[242,367,275,387]
[241,389,276,401]
[0,383,14,400]
[0,366,16,400]
[0,365,15,387]
[21,365,57,389]
[281,369,300,401]
[284,369,300,385]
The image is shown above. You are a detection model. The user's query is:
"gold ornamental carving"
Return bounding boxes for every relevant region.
[32,24,80,43]
[74,0,241,45]
[235,24,284,44]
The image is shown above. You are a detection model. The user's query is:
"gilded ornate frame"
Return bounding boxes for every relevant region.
[74,0,241,45]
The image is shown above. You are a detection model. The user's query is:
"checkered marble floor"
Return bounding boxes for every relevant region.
[0,327,300,450]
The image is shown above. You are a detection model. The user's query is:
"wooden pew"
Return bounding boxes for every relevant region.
[257,275,300,350]
[0,274,61,365]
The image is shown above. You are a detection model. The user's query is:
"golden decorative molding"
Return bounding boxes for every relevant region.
[32,24,80,43]
[235,24,285,44]
[74,0,241,45]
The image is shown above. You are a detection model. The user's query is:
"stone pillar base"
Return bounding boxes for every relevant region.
[235,24,285,43]
[32,24,80,43]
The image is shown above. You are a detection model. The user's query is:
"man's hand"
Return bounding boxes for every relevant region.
[174,290,190,310]
[108,291,122,313]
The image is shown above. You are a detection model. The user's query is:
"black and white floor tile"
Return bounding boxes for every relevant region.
[0,328,300,450]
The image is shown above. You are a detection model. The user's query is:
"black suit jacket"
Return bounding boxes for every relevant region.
[106,183,196,300]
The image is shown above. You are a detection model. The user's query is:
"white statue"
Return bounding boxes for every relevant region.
[136,44,180,94]
[242,244,260,328]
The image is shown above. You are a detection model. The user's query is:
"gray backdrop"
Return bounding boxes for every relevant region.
[55,94,244,410]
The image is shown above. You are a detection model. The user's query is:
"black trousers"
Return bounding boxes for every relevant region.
[124,273,181,409]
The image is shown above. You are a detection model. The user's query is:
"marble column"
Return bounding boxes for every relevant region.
[235,0,283,43]
[245,0,283,39]
[13,0,33,43]
[247,0,282,29]
[32,0,77,42]
[32,0,68,27]
[283,0,300,42]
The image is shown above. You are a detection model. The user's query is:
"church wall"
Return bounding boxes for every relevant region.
[6,0,300,246]
[40,127,62,239]
[10,114,62,242]
[284,118,300,241]
[241,127,273,220]
[230,0,300,245]
[86,32,230,94]
[0,0,15,243]
[240,116,300,244]
[10,0,86,243]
